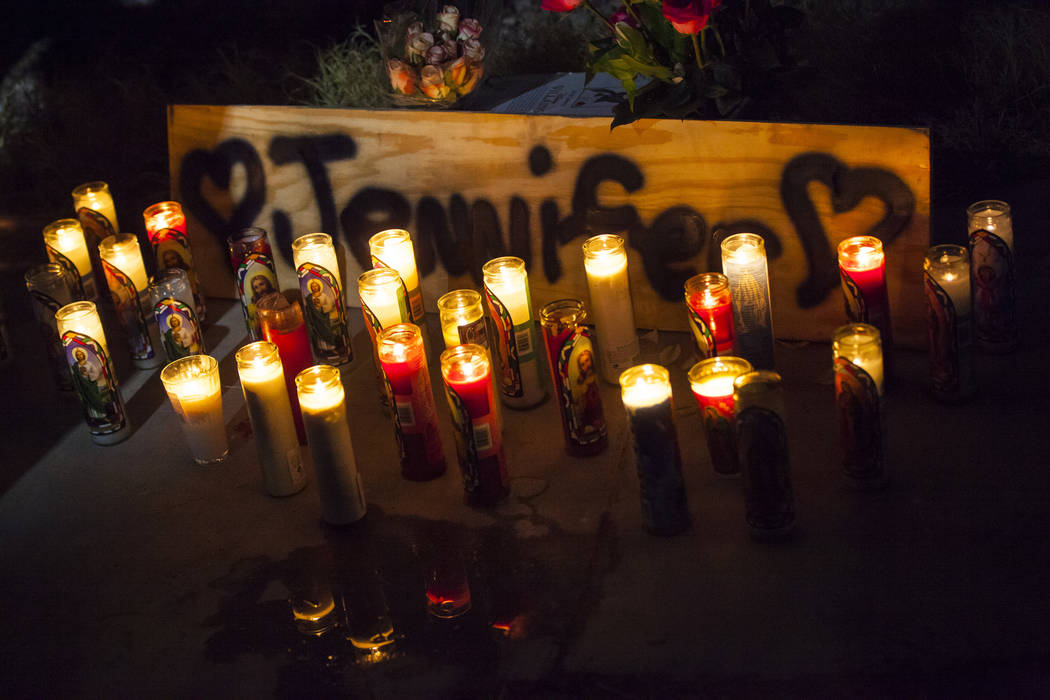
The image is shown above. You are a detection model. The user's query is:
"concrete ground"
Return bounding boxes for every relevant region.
[2,273,1050,698]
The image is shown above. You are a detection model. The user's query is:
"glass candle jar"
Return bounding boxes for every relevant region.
[99,233,160,369]
[684,272,735,359]
[42,218,94,299]
[832,323,886,489]
[151,268,205,362]
[923,244,975,401]
[687,356,752,476]
[838,235,894,376]
[228,227,278,340]
[368,228,425,324]
[292,233,353,366]
[437,289,488,350]
[721,233,775,369]
[257,292,312,444]
[25,262,80,390]
[967,199,1018,352]
[160,354,228,465]
[734,370,794,538]
[482,256,546,409]
[143,200,205,320]
[582,233,639,383]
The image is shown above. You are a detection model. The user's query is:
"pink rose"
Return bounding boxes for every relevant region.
[437,5,460,35]
[406,31,435,62]
[386,59,418,95]
[541,0,583,12]
[662,0,721,35]
[457,18,482,40]
[421,64,451,99]
[461,37,485,62]
[426,44,448,66]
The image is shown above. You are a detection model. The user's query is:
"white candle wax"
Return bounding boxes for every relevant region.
[161,360,228,465]
[691,375,736,399]
[56,301,109,354]
[236,343,306,497]
[438,290,486,350]
[835,331,884,395]
[292,234,342,286]
[43,220,92,277]
[73,186,119,233]
[99,234,149,292]
[369,229,423,322]
[296,366,367,525]
[482,258,545,408]
[934,265,972,317]
[583,235,639,383]
[721,234,775,369]
[620,368,672,409]
[970,206,1014,251]
[358,269,407,329]
[485,269,531,325]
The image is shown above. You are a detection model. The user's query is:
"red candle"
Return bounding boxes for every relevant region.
[837,236,894,375]
[684,273,735,358]
[377,323,446,481]
[143,200,205,320]
[688,356,752,476]
[257,292,313,444]
[439,344,509,507]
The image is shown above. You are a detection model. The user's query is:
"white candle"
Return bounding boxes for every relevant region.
[295,365,367,525]
[43,219,92,280]
[72,181,119,234]
[923,244,975,401]
[55,300,108,355]
[721,233,775,369]
[236,342,307,496]
[833,324,884,395]
[292,233,342,286]
[438,289,488,350]
[968,202,1014,251]
[292,233,352,366]
[583,234,639,383]
[98,233,149,293]
[358,268,409,331]
[368,228,424,323]
[482,256,545,409]
[160,355,228,464]
[620,364,672,409]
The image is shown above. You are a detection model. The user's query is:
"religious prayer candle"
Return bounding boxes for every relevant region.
[143,201,206,321]
[619,364,689,535]
[967,200,1018,352]
[833,323,886,489]
[228,227,278,341]
[295,365,368,525]
[72,181,118,242]
[438,289,489,350]
[151,268,205,363]
[257,292,312,444]
[837,235,894,375]
[160,354,229,465]
[582,234,640,383]
[734,370,794,539]
[721,233,775,370]
[684,272,735,359]
[42,218,94,299]
[377,323,446,481]
[688,356,753,476]
[55,301,130,444]
[924,245,975,401]
[26,263,80,391]
[292,233,353,366]
[539,299,608,457]
[235,341,308,497]
[482,256,546,409]
[440,344,509,507]
[358,267,410,407]
[98,233,160,369]
[368,228,425,325]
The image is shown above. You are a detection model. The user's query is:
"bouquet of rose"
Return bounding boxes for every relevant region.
[542,0,804,126]
[378,3,492,106]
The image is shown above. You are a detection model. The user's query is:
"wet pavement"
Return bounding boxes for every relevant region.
[3,289,1050,697]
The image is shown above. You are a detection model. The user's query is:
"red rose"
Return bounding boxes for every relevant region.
[541,0,583,12]
[662,0,721,34]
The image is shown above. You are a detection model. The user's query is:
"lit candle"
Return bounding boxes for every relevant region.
[292,233,353,366]
[160,354,228,465]
[377,323,446,481]
[144,200,206,320]
[437,289,489,350]
[924,244,975,401]
[42,218,94,299]
[98,233,160,369]
[72,181,119,240]
[688,356,752,476]
[582,234,640,383]
[837,235,894,377]
[228,227,279,341]
[258,292,312,444]
[539,298,608,457]
[619,364,689,535]
[150,268,205,362]
[684,272,735,359]
[832,323,886,489]
[26,263,80,390]
[721,233,775,370]
[295,365,368,525]
[482,256,546,409]
[967,199,1018,351]
[358,267,410,408]
[439,344,509,506]
[55,300,131,444]
[734,370,794,538]
[235,341,308,496]
[368,228,425,324]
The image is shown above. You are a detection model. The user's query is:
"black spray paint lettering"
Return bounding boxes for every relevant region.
[179,137,913,306]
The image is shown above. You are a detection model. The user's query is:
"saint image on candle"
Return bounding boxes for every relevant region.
[688,356,752,476]
[832,323,886,488]
[229,227,278,340]
[99,233,159,368]
[721,233,775,370]
[923,244,975,401]
[43,218,93,299]
[368,228,425,324]
[293,233,352,366]
[967,200,1017,350]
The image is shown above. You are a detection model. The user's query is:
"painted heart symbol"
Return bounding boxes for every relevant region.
[178,138,267,250]
[781,153,916,308]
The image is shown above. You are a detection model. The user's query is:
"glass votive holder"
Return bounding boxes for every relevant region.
[160,354,229,465]
[687,356,753,476]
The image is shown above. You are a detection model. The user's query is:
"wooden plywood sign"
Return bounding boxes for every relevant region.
[168,105,930,346]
